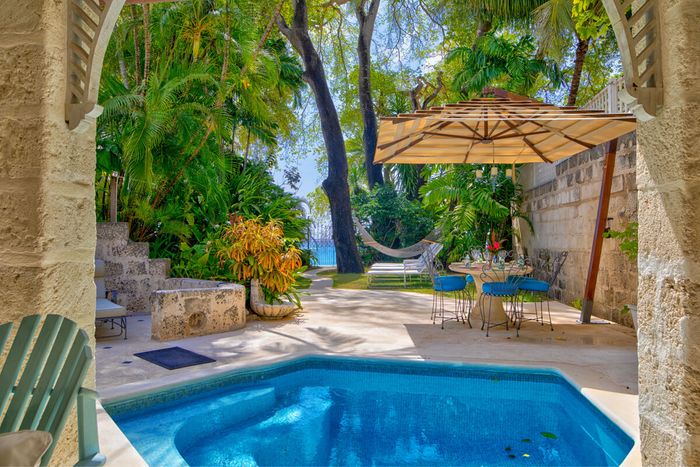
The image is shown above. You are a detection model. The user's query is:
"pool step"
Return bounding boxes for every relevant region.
[175,386,276,454]
[181,387,335,466]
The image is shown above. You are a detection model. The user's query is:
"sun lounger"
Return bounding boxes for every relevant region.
[369,243,443,269]
[95,259,127,339]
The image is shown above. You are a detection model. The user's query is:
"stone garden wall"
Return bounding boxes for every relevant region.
[518,132,638,326]
[95,222,170,313]
[152,280,246,341]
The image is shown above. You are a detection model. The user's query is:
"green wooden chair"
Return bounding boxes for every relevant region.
[0,314,105,466]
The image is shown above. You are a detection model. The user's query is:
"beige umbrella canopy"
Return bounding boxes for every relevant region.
[374,92,636,165]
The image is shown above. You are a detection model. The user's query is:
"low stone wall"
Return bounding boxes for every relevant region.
[518,132,638,326]
[96,222,170,313]
[151,282,246,341]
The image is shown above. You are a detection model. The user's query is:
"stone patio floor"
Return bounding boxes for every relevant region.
[96,270,640,466]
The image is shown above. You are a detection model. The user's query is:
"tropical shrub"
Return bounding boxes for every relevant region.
[217,215,305,305]
[420,165,532,262]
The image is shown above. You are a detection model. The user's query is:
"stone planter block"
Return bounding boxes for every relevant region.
[151,282,246,341]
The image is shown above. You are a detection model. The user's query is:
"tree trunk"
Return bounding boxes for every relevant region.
[243,127,251,170]
[475,17,492,41]
[220,0,231,83]
[116,35,130,89]
[356,0,383,190]
[130,5,141,86]
[142,4,151,85]
[409,164,426,200]
[101,175,109,220]
[277,0,363,273]
[109,173,119,222]
[567,36,590,106]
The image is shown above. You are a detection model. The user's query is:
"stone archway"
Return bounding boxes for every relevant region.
[0,0,697,464]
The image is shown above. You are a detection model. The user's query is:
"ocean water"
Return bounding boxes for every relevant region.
[107,357,633,467]
[307,245,336,267]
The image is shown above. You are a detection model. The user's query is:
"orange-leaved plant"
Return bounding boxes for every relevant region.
[218,215,304,304]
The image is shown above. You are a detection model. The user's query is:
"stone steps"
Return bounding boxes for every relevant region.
[96,222,171,313]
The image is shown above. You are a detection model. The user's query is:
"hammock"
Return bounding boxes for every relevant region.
[353,216,441,259]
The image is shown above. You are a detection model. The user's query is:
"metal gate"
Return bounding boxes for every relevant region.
[303,220,336,267]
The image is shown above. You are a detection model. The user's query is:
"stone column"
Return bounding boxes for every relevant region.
[636,0,700,464]
[0,0,97,465]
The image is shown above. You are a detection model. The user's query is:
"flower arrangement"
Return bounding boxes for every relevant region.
[486,240,502,253]
[485,231,505,265]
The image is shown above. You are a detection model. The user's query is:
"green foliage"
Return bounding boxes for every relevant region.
[572,0,609,40]
[447,33,563,97]
[96,0,309,291]
[352,185,436,264]
[571,298,583,310]
[604,222,638,262]
[420,165,530,262]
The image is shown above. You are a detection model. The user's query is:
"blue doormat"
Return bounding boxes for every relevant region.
[134,347,216,370]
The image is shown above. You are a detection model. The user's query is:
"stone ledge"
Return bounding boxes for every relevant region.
[151,283,246,341]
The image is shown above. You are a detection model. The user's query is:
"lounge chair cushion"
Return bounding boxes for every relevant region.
[367,269,424,276]
[95,298,127,319]
[0,431,52,467]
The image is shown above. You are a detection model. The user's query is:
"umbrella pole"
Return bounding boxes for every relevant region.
[581,138,618,323]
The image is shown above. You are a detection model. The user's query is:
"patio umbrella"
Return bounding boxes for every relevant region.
[374,92,636,165]
[374,89,637,325]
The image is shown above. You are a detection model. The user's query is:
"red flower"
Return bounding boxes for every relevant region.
[486,241,501,252]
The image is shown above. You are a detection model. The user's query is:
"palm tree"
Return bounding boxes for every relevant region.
[457,0,548,39]
[447,33,563,97]
[99,66,221,191]
[420,164,530,261]
[532,0,600,106]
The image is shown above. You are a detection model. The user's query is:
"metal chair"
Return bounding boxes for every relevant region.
[427,252,474,329]
[514,252,569,331]
[479,253,528,337]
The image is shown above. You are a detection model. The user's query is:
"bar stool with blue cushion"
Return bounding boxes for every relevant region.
[480,259,525,337]
[431,273,473,330]
[512,252,568,331]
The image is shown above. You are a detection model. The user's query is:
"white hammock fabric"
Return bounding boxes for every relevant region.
[353,216,440,259]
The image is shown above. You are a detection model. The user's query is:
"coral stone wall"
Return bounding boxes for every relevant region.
[96,222,170,313]
[518,133,638,326]
[0,1,97,464]
[151,281,246,341]
[634,0,700,463]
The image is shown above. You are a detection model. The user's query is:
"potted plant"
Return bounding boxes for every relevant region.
[217,215,305,318]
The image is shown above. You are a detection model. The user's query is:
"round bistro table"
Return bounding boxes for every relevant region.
[448,262,532,324]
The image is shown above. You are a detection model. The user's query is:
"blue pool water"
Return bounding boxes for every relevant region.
[106,357,633,466]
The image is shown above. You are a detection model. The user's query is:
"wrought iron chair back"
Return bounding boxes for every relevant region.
[549,251,569,287]
[470,248,487,263]
[530,251,568,287]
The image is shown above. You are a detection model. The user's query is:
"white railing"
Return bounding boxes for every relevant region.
[580,77,631,114]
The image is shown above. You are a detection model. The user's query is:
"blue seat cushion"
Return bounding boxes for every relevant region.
[433,275,467,292]
[517,278,550,293]
[482,282,518,296]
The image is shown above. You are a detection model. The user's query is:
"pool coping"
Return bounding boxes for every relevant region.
[98,352,641,466]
